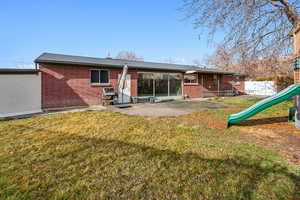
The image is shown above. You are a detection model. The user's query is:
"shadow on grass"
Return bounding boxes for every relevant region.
[235,116,288,126]
[2,124,300,199]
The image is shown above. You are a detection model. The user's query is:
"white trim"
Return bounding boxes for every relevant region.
[0,109,43,118]
[91,83,111,87]
[183,73,199,85]
[185,70,197,74]
[184,83,199,86]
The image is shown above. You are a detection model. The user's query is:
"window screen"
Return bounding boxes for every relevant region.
[100,70,109,83]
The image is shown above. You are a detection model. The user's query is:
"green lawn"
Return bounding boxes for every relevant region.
[0,98,299,199]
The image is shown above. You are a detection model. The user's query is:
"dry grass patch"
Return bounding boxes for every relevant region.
[0,100,300,199]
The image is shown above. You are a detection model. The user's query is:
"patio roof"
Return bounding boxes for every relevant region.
[35,53,235,74]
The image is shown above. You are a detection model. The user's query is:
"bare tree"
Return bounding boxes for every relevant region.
[192,59,202,66]
[180,0,300,58]
[116,51,143,61]
[204,44,233,70]
[204,44,293,78]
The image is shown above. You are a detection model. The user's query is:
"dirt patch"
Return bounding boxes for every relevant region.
[110,99,300,168]
[237,123,300,168]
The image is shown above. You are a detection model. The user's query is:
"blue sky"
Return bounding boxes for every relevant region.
[0,0,222,68]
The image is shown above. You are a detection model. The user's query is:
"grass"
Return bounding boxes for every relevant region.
[0,98,299,199]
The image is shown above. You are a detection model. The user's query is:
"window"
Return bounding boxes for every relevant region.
[91,70,109,84]
[184,74,198,85]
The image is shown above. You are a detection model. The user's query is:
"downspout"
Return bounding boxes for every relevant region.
[35,63,38,75]
[182,72,184,98]
[168,73,170,97]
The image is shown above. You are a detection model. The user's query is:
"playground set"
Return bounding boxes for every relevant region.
[227,27,300,128]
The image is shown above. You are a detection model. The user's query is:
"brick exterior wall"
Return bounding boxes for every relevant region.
[182,74,203,98]
[232,76,245,94]
[40,64,137,109]
[182,73,244,98]
[202,74,219,96]
[40,64,244,109]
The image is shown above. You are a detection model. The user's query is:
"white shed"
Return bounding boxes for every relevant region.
[0,69,42,118]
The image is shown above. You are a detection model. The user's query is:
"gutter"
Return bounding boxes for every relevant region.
[0,69,39,74]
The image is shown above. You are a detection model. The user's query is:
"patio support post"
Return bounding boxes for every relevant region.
[217,75,220,96]
[201,74,204,97]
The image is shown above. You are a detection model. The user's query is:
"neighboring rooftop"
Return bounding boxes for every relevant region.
[35,53,234,74]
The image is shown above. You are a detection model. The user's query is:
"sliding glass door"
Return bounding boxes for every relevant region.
[169,73,182,96]
[154,73,169,97]
[138,72,182,97]
[137,73,154,96]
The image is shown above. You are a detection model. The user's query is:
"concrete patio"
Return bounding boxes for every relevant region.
[108,99,231,116]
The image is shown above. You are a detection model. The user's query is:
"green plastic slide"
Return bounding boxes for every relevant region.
[227,84,300,127]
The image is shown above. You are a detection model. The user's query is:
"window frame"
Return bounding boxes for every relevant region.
[184,73,199,85]
[137,72,183,97]
[90,69,110,86]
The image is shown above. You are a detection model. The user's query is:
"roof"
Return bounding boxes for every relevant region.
[233,72,247,77]
[0,68,38,74]
[35,53,235,74]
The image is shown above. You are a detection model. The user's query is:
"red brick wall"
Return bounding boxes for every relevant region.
[219,75,232,90]
[183,73,245,98]
[202,74,219,94]
[182,74,203,98]
[40,64,137,109]
[40,64,244,109]
[232,76,245,94]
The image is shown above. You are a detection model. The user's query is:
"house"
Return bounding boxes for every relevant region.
[35,53,245,110]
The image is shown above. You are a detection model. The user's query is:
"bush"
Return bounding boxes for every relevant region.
[253,76,276,81]
[276,76,294,91]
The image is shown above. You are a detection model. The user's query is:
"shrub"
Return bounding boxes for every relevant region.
[253,76,276,81]
[276,76,294,91]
